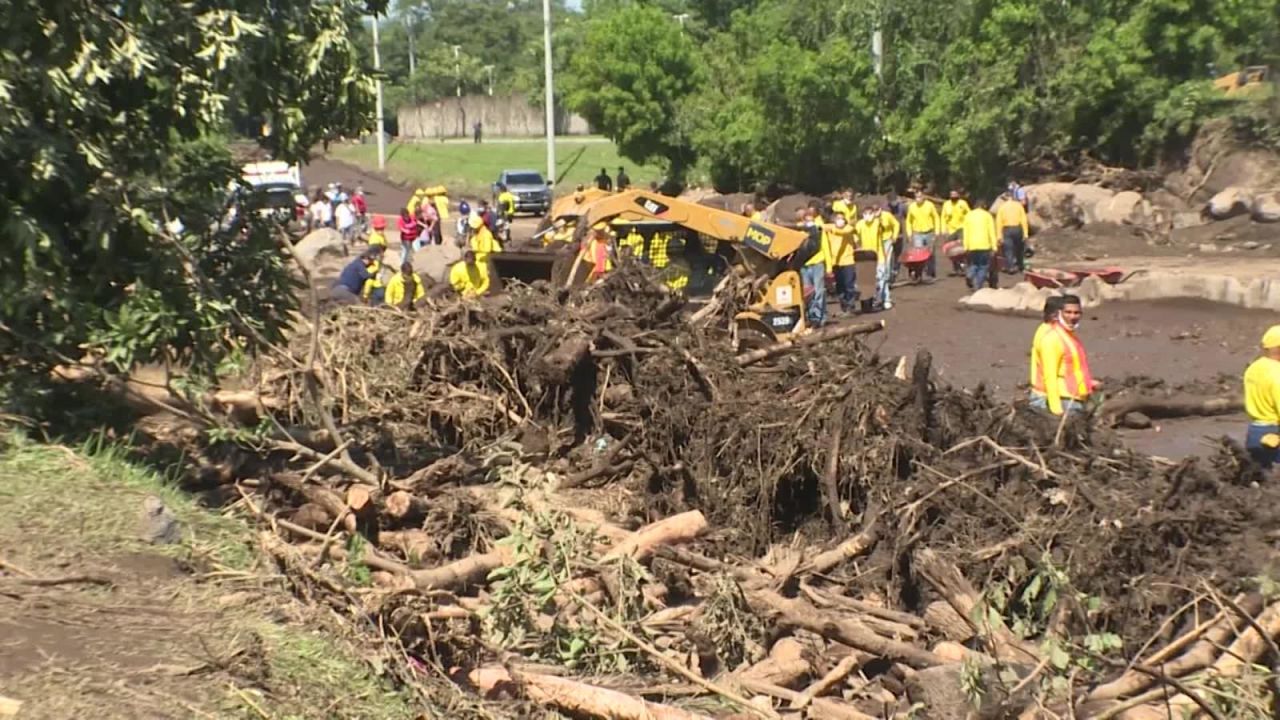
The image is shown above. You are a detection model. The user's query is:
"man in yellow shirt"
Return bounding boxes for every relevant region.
[996,192,1031,273]
[905,190,941,280]
[831,190,856,223]
[468,213,502,263]
[961,200,999,290]
[1244,325,1280,470]
[798,208,831,327]
[384,261,426,310]
[941,190,970,237]
[366,215,388,249]
[496,184,516,221]
[854,208,896,311]
[1030,295,1097,416]
[823,214,857,312]
[449,249,490,298]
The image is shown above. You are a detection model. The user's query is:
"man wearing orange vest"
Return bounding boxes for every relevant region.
[1030,295,1100,415]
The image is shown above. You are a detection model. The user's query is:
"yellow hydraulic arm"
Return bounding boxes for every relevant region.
[577,190,809,263]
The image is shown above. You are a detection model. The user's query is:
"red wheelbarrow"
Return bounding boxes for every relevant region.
[1025,266,1131,289]
[900,246,933,282]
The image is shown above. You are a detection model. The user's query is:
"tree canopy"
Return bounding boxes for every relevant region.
[561,0,1280,194]
[0,0,378,397]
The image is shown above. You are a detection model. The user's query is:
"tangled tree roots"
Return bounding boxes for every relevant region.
[221,264,1280,718]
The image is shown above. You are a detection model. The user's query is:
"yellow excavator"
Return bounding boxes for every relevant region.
[489,189,815,342]
[1214,66,1270,96]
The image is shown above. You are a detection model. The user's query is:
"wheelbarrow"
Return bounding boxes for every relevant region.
[900,246,933,283]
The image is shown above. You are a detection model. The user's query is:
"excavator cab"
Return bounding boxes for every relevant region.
[732,270,807,348]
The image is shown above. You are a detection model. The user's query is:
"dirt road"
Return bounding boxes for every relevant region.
[303,155,410,215]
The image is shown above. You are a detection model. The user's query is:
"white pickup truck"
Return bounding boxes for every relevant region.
[240,161,307,223]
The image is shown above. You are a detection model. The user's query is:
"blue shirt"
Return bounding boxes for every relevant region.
[335,258,371,294]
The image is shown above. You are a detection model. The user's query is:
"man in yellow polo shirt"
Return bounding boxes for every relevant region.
[905,190,941,280]
[961,200,999,290]
[996,192,1031,273]
[823,213,857,312]
[1244,325,1280,470]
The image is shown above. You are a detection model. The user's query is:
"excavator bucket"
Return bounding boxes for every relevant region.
[489,249,577,291]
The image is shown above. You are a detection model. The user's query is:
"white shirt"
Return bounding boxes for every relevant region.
[312,201,333,225]
[335,202,355,230]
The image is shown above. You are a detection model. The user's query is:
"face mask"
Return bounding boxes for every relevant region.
[1057,311,1080,331]
[835,218,846,228]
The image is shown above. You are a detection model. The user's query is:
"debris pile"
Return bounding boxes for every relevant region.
[231,267,1280,719]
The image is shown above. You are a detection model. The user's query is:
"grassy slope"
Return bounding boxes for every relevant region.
[0,433,418,720]
[331,139,666,198]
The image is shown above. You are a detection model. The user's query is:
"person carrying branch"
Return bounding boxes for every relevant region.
[1243,325,1280,470]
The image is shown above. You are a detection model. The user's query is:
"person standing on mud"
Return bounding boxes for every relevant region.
[798,207,830,328]
[1243,326,1280,470]
[905,190,941,280]
[822,212,857,312]
[996,192,1030,273]
[1031,295,1099,416]
[961,199,998,289]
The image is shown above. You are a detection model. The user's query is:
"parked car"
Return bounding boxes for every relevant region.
[493,169,551,216]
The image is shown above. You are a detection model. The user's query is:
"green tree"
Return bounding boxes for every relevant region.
[564,4,705,181]
[0,0,377,398]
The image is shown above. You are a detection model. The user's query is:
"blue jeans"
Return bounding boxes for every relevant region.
[1029,391,1084,415]
[967,250,992,289]
[834,265,856,311]
[801,263,827,327]
[877,261,892,309]
[1002,227,1025,271]
[1246,423,1279,469]
[912,232,936,278]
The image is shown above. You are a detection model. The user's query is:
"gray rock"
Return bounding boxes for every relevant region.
[1207,187,1254,220]
[293,228,348,269]
[905,663,1035,720]
[1094,190,1143,224]
[1252,190,1280,223]
[1172,211,1207,230]
[140,495,181,545]
[1198,243,1220,254]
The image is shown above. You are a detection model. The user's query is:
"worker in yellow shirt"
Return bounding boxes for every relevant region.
[961,200,999,290]
[544,218,576,246]
[384,261,426,310]
[1030,295,1098,416]
[617,225,645,258]
[361,254,385,304]
[831,190,857,223]
[406,189,424,215]
[366,215,388,248]
[853,208,892,310]
[995,192,1031,273]
[905,190,941,280]
[1244,325,1280,470]
[822,214,857,312]
[647,230,672,270]
[797,208,831,327]
[496,184,516,222]
[449,249,491,298]
[468,214,502,263]
[1028,296,1063,404]
[940,190,971,275]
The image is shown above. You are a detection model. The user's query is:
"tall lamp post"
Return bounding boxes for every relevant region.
[452,45,462,97]
[542,0,555,186]
[372,14,385,171]
[483,65,495,96]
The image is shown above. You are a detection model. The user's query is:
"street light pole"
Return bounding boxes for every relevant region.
[372,14,385,171]
[452,45,461,97]
[407,22,416,76]
[542,0,555,186]
[484,65,495,96]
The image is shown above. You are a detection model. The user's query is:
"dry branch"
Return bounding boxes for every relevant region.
[469,666,713,720]
[733,320,885,367]
[914,548,1040,664]
[602,510,708,562]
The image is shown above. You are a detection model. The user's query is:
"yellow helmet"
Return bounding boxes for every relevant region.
[1263,325,1280,349]
[468,214,483,230]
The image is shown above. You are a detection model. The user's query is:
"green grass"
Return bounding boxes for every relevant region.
[331,138,666,198]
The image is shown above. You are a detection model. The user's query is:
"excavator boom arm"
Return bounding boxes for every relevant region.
[577,190,808,261]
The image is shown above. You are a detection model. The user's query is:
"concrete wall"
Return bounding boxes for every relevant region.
[397,94,591,139]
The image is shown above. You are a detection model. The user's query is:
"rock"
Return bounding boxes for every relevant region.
[1024,182,1115,230]
[1198,243,1220,254]
[140,495,181,545]
[1172,211,1207,230]
[1252,190,1280,223]
[1121,412,1152,430]
[905,663,1035,720]
[1239,241,1262,250]
[1095,190,1143,224]
[293,228,349,269]
[1207,187,1254,220]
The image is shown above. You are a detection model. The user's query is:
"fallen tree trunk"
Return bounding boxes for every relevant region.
[270,473,357,534]
[740,637,813,687]
[469,666,713,720]
[382,490,428,525]
[410,546,514,591]
[1098,395,1243,420]
[602,510,708,562]
[749,590,944,669]
[806,521,881,576]
[914,548,1041,664]
[734,320,886,367]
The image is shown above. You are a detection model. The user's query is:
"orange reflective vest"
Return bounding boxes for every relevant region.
[1036,324,1094,413]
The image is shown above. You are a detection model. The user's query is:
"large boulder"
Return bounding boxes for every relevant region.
[1207,187,1254,220]
[293,228,348,269]
[1024,183,1115,230]
[1094,190,1144,224]
[1252,190,1280,223]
